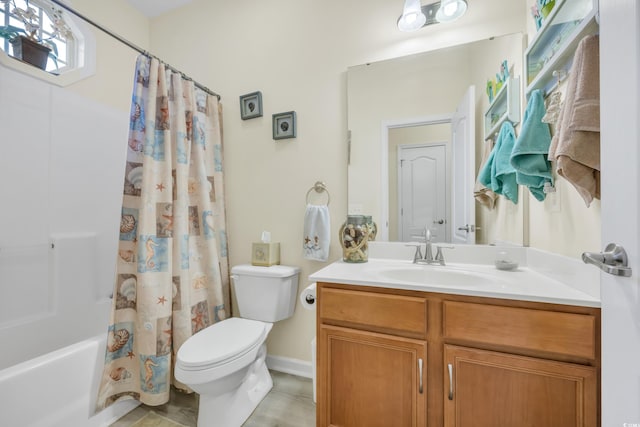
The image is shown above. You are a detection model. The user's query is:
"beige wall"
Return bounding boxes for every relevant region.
[65,0,150,112]
[470,33,527,246]
[523,14,602,257]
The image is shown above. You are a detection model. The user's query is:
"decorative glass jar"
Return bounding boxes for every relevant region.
[339,215,370,263]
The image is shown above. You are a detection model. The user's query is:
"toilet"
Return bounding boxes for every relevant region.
[175,264,300,427]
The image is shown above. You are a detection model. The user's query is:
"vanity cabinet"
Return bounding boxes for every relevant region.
[317,286,428,427]
[316,283,600,427]
[444,345,597,427]
[442,301,599,427]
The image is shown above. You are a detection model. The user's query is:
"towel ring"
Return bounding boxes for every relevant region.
[306,181,330,206]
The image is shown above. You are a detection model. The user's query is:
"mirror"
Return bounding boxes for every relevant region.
[347,32,526,246]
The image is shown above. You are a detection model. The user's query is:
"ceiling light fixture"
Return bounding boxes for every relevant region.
[397,0,427,32]
[398,0,468,32]
[435,0,468,23]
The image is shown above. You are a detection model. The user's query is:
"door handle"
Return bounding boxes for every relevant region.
[457,224,476,232]
[433,219,445,224]
[582,243,632,277]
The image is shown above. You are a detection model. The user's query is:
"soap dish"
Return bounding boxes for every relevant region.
[495,260,518,271]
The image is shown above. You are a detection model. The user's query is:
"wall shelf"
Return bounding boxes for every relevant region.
[525,0,599,98]
[484,75,521,141]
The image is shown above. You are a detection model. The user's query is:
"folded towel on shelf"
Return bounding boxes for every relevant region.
[548,34,600,207]
[474,138,498,209]
[510,89,553,201]
[478,121,518,204]
[303,204,330,261]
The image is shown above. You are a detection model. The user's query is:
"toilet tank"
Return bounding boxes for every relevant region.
[231,264,300,322]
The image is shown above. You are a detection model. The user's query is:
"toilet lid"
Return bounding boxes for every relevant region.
[177,317,267,369]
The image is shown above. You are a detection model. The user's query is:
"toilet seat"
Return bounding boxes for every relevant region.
[177,317,268,371]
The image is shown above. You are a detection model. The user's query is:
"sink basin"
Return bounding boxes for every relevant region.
[372,265,500,287]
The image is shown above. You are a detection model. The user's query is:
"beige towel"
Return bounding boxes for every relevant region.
[474,138,498,209]
[548,34,600,207]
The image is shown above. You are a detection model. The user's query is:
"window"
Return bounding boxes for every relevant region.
[0,0,95,84]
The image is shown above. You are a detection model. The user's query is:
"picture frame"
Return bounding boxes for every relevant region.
[239,91,263,120]
[272,111,297,140]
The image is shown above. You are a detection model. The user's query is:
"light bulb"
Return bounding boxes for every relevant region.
[436,0,467,23]
[397,0,427,32]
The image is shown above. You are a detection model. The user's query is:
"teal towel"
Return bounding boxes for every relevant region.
[478,121,518,204]
[510,89,553,201]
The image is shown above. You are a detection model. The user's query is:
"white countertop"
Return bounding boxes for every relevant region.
[309,246,601,308]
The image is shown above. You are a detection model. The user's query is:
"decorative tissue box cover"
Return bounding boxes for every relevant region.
[252,242,281,266]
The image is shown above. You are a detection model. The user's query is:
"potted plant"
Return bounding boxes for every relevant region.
[0,0,71,70]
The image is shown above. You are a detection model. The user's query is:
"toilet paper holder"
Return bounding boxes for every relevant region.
[300,282,317,310]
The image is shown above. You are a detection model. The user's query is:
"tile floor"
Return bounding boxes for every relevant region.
[109,371,316,427]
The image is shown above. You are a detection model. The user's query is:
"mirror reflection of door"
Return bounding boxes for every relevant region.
[451,85,476,245]
[398,144,447,243]
[388,123,451,242]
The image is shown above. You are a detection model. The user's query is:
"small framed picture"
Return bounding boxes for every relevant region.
[272,111,297,140]
[239,91,263,120]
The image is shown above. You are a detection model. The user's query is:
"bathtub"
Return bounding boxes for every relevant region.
[0,335,138,427]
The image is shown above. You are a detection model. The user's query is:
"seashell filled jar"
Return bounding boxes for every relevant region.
[363,215,377,241]
[339,215,370,263]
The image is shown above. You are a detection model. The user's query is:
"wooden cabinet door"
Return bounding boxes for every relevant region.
[318,325,427,427]
[444,345,598,427]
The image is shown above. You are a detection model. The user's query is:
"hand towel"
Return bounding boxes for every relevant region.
[479,121,519,204]
[510,89,553,201]
[548,34,600,207]
[303,204,330,261]
[492,122,518,204]
[474,139,498,209]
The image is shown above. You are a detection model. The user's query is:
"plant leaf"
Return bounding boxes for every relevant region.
[0,25,26,39]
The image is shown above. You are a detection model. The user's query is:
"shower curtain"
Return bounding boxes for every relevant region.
[97,55,230,409]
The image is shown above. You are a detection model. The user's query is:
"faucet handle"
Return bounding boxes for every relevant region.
[406,242,423,263]
[434,245,455,264]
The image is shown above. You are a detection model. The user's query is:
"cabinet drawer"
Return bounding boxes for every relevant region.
[319,287,427,338]
[443,301,596,360]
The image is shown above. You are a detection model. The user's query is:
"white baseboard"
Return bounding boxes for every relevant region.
[266,354,313,379]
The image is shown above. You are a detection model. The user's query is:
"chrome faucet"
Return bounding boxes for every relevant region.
[407,227,454,266]
[423,227,434,263]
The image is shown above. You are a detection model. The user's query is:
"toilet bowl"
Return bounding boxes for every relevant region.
[175,264,300,427]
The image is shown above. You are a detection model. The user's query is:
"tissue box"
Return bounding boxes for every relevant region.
[251,242,280,266]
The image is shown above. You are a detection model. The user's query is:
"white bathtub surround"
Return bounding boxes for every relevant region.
[313,241,601,307]
[0,336,138,427]
[0,233,114,371]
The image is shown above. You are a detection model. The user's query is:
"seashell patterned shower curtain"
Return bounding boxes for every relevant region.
[96,55,230,409]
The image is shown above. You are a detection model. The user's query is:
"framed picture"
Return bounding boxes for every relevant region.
[239,91,263,120]
[272,111,297,140]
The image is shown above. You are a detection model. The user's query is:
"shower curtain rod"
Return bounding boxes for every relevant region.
[49,0,221,100]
